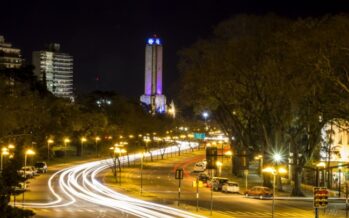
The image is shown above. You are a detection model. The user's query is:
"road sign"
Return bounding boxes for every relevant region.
[313,187,329,208]
[175,168,184,180]
[206,147,217,169]
[194,133,206,140]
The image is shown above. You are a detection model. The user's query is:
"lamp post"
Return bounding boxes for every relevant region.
[113,146,126,185]
[143,137,151,159]
[254,155,263,175]
[47,139,54,160]
[1,148,9,172]
[80,137,87,157]
[262,167,287,218]
[202,111,209,130]
[64,138,70,158]
[23,149,35,207]
[140,152,144,195]
[95,136,101,157]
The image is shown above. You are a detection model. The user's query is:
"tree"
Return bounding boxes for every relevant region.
[178,14,349,196]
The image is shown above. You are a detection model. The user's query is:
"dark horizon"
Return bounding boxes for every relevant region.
[2,0,349,98]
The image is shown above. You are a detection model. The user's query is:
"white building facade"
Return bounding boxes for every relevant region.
[0,35,22,69]
[33,43,74,100]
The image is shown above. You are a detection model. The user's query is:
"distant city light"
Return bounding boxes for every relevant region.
[155,38,161,45]
[202,111,209,119]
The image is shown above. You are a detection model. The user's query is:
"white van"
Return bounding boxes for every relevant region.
[193,162,206,172]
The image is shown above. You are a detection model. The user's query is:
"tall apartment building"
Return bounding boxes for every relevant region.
[33,43,74,100]
[0,35,23,69]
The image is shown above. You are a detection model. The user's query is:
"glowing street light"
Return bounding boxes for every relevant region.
[202,111,209,130]
[273,153,283,163]
[64,138,70,158]
[81,137,87,157]
[95,136,101,157]
[262,166,287,218]
[47,139,54,160]
[24,149,36,178]
[224,150,233,156]
[8,144,15,149]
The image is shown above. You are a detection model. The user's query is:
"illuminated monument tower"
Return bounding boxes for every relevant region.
[140,35,166,113]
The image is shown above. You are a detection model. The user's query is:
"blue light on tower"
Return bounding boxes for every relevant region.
[148,38,154,45]
[155,38,161,45]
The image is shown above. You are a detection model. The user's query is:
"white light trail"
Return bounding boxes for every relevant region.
[21,141,205,218]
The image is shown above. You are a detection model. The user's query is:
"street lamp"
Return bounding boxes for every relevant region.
[202,111,209,130]
[24,149,35,179]
[143,136,151,152]
[95,136,101,157]
[8,144,15,150]
[273,153,283,163]
[80,137,87,157]
[254,154,263,175]
[23,149,35,205]
[47,139,54,160]
[262,166,287,218]
[1,148,9,172]
[113,146,126,185]
[140,152,144,195]
[64,138,70,158]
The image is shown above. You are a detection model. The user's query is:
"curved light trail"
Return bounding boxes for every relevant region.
[21,141,205,218]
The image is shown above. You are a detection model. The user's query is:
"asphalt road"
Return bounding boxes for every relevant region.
[18,161,133,218]
[15,142,206,218]
[14,142,348,218]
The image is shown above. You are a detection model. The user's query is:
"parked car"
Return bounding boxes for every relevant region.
[244,186,273,199]
[30,166,38,176]
[198,173,210,184]
[193,162,206,172]
[18,166,34,178]
[222,181,240,193]
[211,177,229,191]
[12,182,27,193]
[35,162,48,173]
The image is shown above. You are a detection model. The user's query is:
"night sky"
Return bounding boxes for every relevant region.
[1,0,349,99]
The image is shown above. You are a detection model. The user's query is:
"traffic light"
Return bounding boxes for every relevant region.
[313,187,329,208]
[206,147,217,169]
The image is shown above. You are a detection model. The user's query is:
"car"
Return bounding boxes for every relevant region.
[18,166,34,178]
[193,162,206,172]
[211,177,229,191]
[30,166,38,176]
[222,181,240,193]
[198,173,210,183]
[35,162,48,173]
[244,186,273,199]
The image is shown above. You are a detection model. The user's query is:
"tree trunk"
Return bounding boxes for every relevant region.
[291,166,305,196]
[232,156,241,176]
